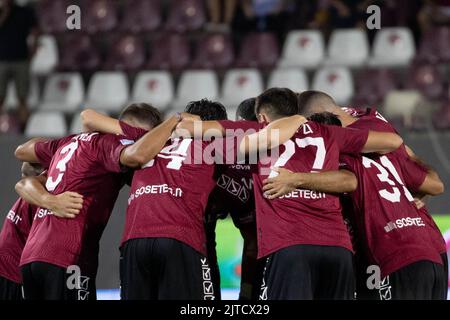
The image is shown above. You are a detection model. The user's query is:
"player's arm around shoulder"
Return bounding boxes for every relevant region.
[15,175,83,219]
[363,130,403,154]
[80,109,123,135]
[14,137,47,162]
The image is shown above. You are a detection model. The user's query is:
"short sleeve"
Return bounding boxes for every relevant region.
[400,157,427,193]
[324,125,369,154]
[96,135,133,173]
[34,135,75,168]
[119,121,148,141]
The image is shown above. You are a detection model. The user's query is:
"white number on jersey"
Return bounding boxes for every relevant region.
[142,138,193,170]
[362,155,414,203]
[268,137,326,178]
[46,141,79,191]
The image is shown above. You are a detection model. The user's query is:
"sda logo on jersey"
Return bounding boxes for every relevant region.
[378,276,392,300]
[200,258,215,300]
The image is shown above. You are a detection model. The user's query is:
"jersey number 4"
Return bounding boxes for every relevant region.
[362,155,414,203]
[46,141,79,191]
[143,138,193,170]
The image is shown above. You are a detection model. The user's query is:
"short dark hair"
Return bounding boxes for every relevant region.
[308,112,342,126]
[236,98,257,121]
[256,88,299,120]
[297,90,336,115]
[184,99,228,121]
[119,103,162,129]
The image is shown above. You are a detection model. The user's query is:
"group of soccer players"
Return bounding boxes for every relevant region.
[0,86,446,300]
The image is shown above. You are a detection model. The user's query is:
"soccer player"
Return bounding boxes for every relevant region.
[0,162,83,300]
[80,99,228,300]
[13,103,167,300]
[177,88,404,299]
[275,90,446,299]
[204,97,263,300]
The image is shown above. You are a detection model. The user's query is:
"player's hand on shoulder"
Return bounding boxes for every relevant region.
[263,167,299,199]
[50,191,84,219]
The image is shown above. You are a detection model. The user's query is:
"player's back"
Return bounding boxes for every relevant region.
[254,121,368,258]
[21,132,128,276]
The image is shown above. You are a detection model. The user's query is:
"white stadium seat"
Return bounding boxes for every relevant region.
[85,72,129,112]
[267,68,308,92]
[5,77,40,110]
[312,67,354,105]
[40,73,84,112]
[171,70,219,112]
[221,69,263,108]
[31,35,58,75]
[383,90,423,125]
[25,111,67,137]
[69,114,83,134]
[368,27,416,67]
[131,71,174,110]
[324,28,369,67]
[278,30,325,69]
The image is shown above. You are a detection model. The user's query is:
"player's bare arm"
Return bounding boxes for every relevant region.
[15,175,83,219]
[80,109,123,134]
[15,138,47,163]
[120,114,182,168]
[262,168,357,199]
[361,131,403,154]
[405,145,445,196]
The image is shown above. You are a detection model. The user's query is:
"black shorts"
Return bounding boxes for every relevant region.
[260,244,355,300]
[21,262,96,300]
[377,260,446,300]
[0,276,23,300]
[120,237,216,300]
[441,252,448,298]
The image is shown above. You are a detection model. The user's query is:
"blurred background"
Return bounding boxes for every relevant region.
[0,0,449,299]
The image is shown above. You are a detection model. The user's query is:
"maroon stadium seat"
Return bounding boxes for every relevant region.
[58,34,100,72]
[121,0,162,33]
[191,33,234,69]
[165,0,206,33]
[146,33,190,70]
[352,69,397,107]
[416,27,450,63]
[433,99,450,130]
[235,33,279,69]
[406,63,444,100]
[82,0,118,34]
[37,0,71,34]
[103,34,145,71]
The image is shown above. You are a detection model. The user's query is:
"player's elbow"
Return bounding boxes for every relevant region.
[14,179,26,196]
[429,180,445,196]
[388,134,403,151]
[15,144,28,161]
[80,109,96,129]
[121,148,151,168]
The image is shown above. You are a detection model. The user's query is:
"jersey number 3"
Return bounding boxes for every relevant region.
[46,141,79,191]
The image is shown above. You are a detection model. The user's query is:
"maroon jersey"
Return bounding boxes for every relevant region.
[219,120,370,259]
[20,133,131,276]
[119,121,216,256]
[340,108,443,277]
[0,198,36,283]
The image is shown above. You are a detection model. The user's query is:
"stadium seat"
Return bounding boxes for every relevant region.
[235,33,279,69]
[121,0,162,33]
[368,27,415,67]
[267,68,308,92]
[25,111,67,137]
[221,69,263,108]
[84,72,129,112]
[406,63,444,100]
[191,33,234,69]
[31,35,58,75]
[324,29,369,67]
[131,71,174,110]
[37,0,71,34]
[5,78,40,110]
[172,70,219,111]
[165,0,206,33]
[352,68,397,107]
[39,73,85,112]
[383,90,423,126]
[278,30,325,69]
[312,67,354,105]
[433,100,450,130]
[146,33,190,70]
[58,34,101,72]
[82,0,118,34]
[416,26,450,64]
[103,34,145,71]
